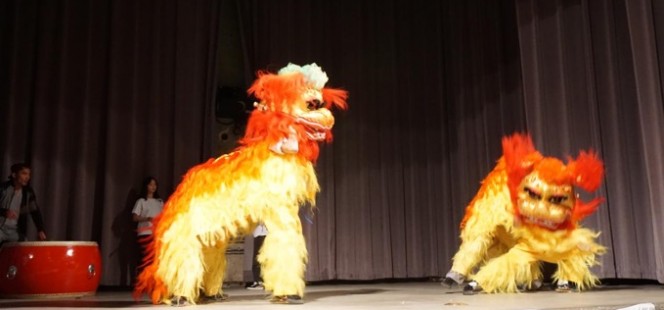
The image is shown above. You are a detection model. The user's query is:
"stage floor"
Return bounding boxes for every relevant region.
[0,281,663,309]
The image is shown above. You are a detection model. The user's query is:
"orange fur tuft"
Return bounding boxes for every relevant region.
[248,72,307,113]
[567,150,604,193]
[240,111,296,147]
[502,133,542,208]
[322,88,348,110]
[572,197,603,224]
[534,158,568,185]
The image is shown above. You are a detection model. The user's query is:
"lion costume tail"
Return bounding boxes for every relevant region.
[132,198,183,304]
[132,244,168,303]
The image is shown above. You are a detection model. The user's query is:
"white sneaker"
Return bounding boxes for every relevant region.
[246,282,264,290]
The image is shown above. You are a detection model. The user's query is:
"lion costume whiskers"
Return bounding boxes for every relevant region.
[444,133,606,294]
[133,63,347,305]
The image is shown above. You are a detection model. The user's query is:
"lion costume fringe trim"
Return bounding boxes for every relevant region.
[133,63,347,305]
[445,133,606,293]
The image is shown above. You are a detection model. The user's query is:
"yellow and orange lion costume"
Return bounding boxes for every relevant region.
[444,133,606,294]
[133,63,347,305]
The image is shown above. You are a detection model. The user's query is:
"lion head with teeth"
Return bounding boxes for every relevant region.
[446,133,606,294]
[504,135,604,231]
[244,63,347,161]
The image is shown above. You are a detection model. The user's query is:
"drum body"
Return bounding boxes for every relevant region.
[0,241,102,298]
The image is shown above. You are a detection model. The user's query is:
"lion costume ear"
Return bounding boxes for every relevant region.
[567,150,604,193]
[502,133,542,175]
[322,88,348,110]
[502,133,543,199]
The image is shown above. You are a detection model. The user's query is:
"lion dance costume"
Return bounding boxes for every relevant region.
[133,63,347,305]
[443,133,606,294]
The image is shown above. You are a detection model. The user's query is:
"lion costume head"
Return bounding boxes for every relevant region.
[503,134,604,231]
[243,63,348,161]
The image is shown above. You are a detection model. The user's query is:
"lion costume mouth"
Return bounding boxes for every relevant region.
[296,109,335,141]
[516,172,574,230]
[521,215,564,230]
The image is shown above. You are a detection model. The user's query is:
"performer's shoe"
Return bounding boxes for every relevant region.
[201,293,229,302]
[246,281,264,290]
[442,271,466,287]
[270,295,304,304]
[462,281,481,295]
[555,281,572,293]
[517,279,543,292]
[170,296,190,307]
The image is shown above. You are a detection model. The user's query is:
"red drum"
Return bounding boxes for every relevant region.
[0,241,102,298]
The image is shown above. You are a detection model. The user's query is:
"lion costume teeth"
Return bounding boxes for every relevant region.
[445,133,606,294]
[133,63,347,305]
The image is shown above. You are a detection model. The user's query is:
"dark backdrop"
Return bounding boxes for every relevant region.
[1,0,662,285]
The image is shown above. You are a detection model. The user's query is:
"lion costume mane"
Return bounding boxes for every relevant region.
[444,133,606,294]
[133,63,347,305]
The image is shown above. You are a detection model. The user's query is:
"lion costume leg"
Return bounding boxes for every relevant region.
[259,207,307,302]
[553,228,605,291]
[471,244,541,293]
[554,255,600,291]
[447,224,517,285]
[200,241,229,299]
[157,231,205,304]
[452,235,493,275]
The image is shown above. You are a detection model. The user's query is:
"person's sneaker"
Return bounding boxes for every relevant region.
[246,282,264,290]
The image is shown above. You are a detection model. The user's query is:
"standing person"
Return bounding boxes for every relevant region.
[132,177,164,271]
[246,223,267,290]
[0,163,47,244]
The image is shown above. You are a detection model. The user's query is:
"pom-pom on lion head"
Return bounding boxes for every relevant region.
[241,63,348,161]
[502,133,604,231]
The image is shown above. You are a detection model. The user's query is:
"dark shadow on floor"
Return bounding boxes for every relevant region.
[0,300,145,308]
[304,288,385,302]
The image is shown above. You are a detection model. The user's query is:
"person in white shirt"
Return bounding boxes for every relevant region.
[246,223,268,290]
[132,177,164,273]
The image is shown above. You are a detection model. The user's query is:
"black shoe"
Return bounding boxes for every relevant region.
[246,282,264,290]
[270,295,303,304]
[463,281,481,295]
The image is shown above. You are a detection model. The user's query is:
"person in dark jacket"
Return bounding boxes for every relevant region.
[0,163,46,244]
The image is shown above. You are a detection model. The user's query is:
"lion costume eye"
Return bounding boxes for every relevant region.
[306,99,323,110]
[548,195,568,205]
[524,187,541,200]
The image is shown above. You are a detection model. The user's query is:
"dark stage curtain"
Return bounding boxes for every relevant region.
[236,0,664,283]
[0,0,220,285]
[2,0,663,287]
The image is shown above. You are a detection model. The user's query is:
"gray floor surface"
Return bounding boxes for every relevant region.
[0,282,662,309]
